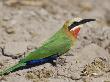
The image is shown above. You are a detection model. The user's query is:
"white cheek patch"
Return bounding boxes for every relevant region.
[70,25,83,31]
[70,26,79,31]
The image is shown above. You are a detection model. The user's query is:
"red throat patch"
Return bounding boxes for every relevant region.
[71,27,80,38]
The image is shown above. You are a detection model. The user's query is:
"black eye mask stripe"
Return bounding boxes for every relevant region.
[68,19,96,30]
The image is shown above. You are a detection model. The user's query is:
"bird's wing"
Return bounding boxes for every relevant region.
[20,34,72,63]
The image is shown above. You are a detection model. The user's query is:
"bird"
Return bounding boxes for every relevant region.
[0,18,95,76]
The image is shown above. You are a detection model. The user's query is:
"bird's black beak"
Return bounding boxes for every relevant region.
[68,19,96,30]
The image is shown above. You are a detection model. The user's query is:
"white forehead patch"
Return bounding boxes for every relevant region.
[68,17,82,27]
[74,17,82,22]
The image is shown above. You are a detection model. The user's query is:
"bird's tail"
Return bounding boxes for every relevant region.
[0,62,26,76]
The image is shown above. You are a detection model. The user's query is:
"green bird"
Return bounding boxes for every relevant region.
[0,18,95,76]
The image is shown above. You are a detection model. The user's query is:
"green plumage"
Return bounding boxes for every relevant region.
[0,23,75,76]
[0,63,27,76]
[20,28,74,63]
[0,20,83,76]
[0,18,95,76]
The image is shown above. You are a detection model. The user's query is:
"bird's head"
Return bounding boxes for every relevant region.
[63,18,95,38]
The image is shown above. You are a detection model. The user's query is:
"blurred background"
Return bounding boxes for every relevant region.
[0,0,110,82]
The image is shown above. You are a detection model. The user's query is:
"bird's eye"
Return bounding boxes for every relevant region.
[69,21,78,27]
[68,21,79,30]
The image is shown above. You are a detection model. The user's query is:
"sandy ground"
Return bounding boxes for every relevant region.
[0,0,110,82]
